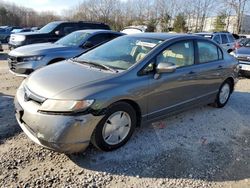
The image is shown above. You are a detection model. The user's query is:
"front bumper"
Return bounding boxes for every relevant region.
[238,61,250,77]
[239,61,250,72]
[8,57,47,76]
[15,85,103,153]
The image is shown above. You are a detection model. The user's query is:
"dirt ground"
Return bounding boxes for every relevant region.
[0,48,250,188]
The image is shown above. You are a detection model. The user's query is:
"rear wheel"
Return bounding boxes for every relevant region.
[214,80,232,108]
[91,102,137,151]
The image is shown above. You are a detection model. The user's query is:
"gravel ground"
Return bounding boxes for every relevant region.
[0,49,250,188]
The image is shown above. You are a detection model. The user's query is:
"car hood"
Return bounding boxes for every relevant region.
[12,31,46,36]
[236,47,250,55]
[9,43,79,56]
[25,60,114,99]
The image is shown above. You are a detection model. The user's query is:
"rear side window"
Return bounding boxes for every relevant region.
[227,34,235,43]
[87,33,112,45]
[221,34,229,44]
[197,41,222,63]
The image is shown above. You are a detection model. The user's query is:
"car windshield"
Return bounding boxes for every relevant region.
[77,36,163,70]
[39,22,59,33]
[55,32,90,47]
[243,39,250,47]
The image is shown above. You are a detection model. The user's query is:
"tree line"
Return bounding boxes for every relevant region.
[0,0,249,34]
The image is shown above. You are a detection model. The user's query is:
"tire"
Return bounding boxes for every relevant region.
[91,102,137,151]
[213,80,232,108]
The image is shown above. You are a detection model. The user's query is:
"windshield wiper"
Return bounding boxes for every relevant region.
[70,58,117,73]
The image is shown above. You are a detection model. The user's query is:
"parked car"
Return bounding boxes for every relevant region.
[121,25,147,34]
[231,39,250,77]
[15,33,239,153]
[234,38,250,49]
[0,26,22,43]
[8,21,111,49]
[11,28,32,34]
[8,30,124,76]
[31,27,40,32]
[195,32,236,53]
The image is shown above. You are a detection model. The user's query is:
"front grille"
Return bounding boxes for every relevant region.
[23,85,46,104]
[8,55,22,71]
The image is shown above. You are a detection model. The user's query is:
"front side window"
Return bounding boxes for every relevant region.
[156,41,194,68]
[77,36,163,70]
[227,34,235,43]
[198,41,221,63]
[55,31,90,47]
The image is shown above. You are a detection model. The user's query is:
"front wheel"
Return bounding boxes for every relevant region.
[214,81,232,108]
[91,102,137,151]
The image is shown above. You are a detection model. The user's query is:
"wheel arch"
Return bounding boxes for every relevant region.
[224,77,235,93]
[113,99,142,127]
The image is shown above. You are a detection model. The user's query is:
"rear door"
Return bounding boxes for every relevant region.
[221,34,234,51]
[192,40,225,96]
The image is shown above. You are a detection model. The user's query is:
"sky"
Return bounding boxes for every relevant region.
[3,0,81,15]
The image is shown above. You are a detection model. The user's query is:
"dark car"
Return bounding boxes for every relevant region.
[15,33,239,153]
[8,21,111,48]
[231,38,250,77]
[8,30,124,76]
[0,26,22,43]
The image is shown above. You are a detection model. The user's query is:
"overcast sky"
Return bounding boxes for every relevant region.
[3,0,80,15]
[3,0,250,16]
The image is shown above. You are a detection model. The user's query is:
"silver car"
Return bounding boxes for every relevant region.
[8,30,123,76]
[231,38,250,77]
[195,32,236,53]
[15,33,239,153]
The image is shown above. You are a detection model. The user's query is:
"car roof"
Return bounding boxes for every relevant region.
[74,29,124,35]
[125,33,203,41]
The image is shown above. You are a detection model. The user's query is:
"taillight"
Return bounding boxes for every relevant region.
[234,42,241,49]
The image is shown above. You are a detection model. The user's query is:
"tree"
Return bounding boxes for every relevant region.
[222,0,249,33]
[213,13,227,31]
[173,13,186,33]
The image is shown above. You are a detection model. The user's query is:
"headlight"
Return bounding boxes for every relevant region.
[230,51,237,57]
[22,55,44,61]
[39,99,94,113]
[13,35,26,42]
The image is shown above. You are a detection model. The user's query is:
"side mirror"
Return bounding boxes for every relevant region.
[55,30,60,35]
[156,62,176,74]
[83,41,94,49]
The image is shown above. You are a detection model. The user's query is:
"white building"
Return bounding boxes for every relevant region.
[186,14,250,34]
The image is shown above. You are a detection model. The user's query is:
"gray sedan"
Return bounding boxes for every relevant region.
[15,33,239,153]
[8,30,124,76]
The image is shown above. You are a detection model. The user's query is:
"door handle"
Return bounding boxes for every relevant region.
[188,71,196,74]
[218,65,223,69]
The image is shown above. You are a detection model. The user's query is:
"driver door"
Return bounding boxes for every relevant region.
[147,40,199,120]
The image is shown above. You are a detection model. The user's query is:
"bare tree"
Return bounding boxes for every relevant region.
[222,0,249,33]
